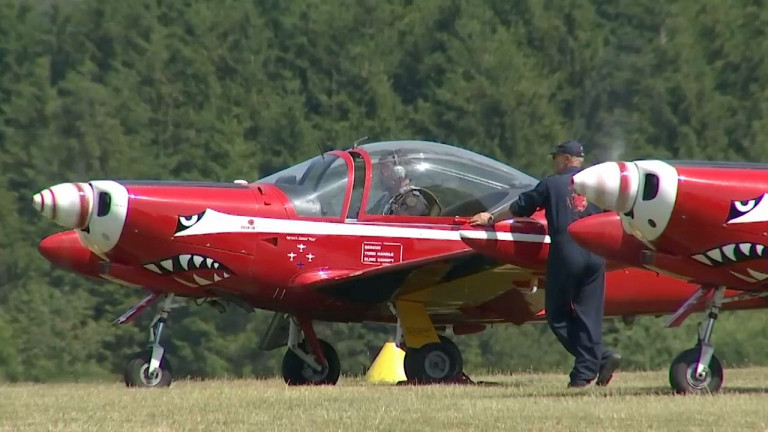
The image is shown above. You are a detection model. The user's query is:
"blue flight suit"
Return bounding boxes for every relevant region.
[508,165,614,383]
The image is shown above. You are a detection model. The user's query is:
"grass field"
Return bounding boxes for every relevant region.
[2,367,767,431]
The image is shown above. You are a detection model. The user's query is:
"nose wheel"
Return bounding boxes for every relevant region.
[668,286,725,394]
[669,347,723,394]
[124,349,173,387]
[120,294,182,388]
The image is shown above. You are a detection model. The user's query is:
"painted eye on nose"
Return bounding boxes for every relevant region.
[175,211,206,233]
[179,215,199,227]
[726,194,768,224]
[734,200,756,213]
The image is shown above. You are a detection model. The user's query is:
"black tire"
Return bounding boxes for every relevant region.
[124,349,173,388]
[669,347,724,394]
[282,339,340,386]
[403,335,463,383]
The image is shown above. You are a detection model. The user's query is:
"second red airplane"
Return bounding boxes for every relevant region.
[570,159,768,393]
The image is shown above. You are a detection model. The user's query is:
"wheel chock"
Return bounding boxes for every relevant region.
[365,341,406,384]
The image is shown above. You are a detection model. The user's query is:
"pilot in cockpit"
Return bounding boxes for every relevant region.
[368,150,432,216]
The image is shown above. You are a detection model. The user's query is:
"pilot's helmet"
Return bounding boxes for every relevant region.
[379,149,408,178]
[378,149,409,185]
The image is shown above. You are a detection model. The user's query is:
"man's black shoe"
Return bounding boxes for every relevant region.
[596,352,622,386]
[567,380,589,388]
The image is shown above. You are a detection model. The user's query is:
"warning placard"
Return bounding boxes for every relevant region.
[361,242,403,265]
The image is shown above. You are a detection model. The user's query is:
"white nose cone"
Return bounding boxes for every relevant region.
[32,182,94,229]
[572,162,639,213]
[32,192,43,212]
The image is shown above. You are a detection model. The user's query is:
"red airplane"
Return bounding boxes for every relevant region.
[570,159,768,394]
[32,141,768,389]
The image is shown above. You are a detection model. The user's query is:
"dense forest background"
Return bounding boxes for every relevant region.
[1,0,768,382]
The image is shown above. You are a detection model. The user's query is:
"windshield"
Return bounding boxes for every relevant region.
[360,141,537,217]
[257,154,349,218]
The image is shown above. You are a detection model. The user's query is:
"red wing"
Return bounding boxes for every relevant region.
[288,249,476,289]
[291,248,543,319]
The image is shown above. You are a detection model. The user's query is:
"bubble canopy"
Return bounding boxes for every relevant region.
[255,140,538,219]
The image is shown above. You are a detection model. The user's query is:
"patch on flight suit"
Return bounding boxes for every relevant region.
[567,184,588,212]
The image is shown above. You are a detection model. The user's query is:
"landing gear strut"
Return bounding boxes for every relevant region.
[281,316,340,385]
[669,286,725,394]
[123,294,183,388]
[388,302,465,384]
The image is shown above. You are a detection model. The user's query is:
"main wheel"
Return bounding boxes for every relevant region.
[282,339,341,386]
[124,349,173,388]
[403,335,463,383]
[669,347,723,394]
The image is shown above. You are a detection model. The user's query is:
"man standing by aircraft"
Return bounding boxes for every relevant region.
[469,140,622,388]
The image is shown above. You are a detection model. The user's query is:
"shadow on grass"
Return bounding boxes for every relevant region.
[493,385,768,397]
[719,387,768,395]
[394,379,768,397]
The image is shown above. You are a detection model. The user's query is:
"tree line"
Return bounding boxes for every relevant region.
[1,0,767,381]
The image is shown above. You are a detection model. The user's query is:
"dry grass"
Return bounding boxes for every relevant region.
[1,368,767,431]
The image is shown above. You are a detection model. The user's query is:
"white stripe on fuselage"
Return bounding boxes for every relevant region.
[173,209,551,243]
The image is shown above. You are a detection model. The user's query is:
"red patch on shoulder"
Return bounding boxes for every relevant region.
[571,193,587,212]
[567,184,588,212]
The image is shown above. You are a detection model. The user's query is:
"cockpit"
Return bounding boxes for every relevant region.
[255,140,538,220]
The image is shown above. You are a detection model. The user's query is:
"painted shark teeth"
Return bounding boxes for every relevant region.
[160,259,173,272]
[173,276,197,288]
[140,252,235,288]
[144,263,161,274]
[729,268,768,284]
[730,271,757,283]
[747,268,768,281]
[179,254,191,270]
[691,242,768,267]
[143,254,231,274]
[193,274,212,286]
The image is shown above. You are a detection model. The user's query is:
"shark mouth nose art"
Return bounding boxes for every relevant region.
[143,254,232,287]
[691,242,768,283]
[691,242,767,267]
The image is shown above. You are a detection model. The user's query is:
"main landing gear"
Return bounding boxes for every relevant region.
[281,316,341,385]
[391,301,467,384]
[119,293,184,388]
[259,305,468,386]
[259,312,342,385]
[402,334,464,384]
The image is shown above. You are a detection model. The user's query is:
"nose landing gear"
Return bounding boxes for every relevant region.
[668,286,725,394]
[119,293,183,388]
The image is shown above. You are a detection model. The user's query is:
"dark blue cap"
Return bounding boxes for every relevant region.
[551,140,585,157]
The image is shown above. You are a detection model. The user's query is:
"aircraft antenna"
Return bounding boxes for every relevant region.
[352,136,369,149]
[317,142,326,160]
